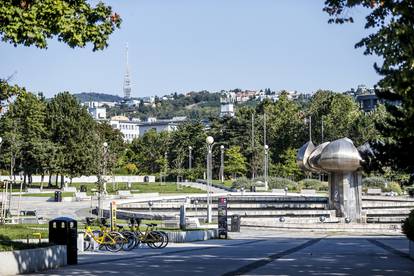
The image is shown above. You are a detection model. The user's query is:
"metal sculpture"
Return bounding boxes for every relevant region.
[297,138,363,222]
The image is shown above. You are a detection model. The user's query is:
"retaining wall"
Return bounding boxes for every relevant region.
[0,245,66,275]
[167,229,218,243]
[0,175,155,183]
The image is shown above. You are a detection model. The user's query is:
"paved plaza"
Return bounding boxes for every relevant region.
[32,228,414,276]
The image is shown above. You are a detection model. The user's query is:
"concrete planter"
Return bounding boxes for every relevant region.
[410,240,414,260]
[166,229,218,243]
[0,245,66,275]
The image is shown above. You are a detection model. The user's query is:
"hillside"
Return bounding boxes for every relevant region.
[73,92,123,103]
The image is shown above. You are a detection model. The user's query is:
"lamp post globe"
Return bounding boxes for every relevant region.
[206,136,214,145]
[103,142,108,148]
[0,137,3,144]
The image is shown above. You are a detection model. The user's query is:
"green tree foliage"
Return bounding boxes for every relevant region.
[46,92,99,180]
[129,129,170,174]
[224,146,247,178]
[271,148,303,180]
[324,0,414,180]
[0,0,121,50]
[0,92,48,180]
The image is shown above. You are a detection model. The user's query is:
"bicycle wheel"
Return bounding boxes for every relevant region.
[121,231,137,251]
[83,233,91,251]
[157,231,169,248]
[147,231,164,249]
[105,232,124,252]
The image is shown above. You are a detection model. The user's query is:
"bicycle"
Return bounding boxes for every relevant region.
[129,218,168,249]
[83,217,125,252]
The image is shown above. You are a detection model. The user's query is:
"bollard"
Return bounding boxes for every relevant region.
[179,205,186,230]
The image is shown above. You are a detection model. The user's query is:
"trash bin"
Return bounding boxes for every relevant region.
[80,185,87,192]
[49,217,78,265]
[54,191,62,202]
[230,215,241,232]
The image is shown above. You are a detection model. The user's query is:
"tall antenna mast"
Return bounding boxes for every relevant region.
[123,43,132,99]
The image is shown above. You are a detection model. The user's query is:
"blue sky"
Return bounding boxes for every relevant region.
[0,0,380,98]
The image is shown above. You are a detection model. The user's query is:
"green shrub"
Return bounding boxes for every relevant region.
[402,209,414,241]
[362,177,387,188]
[231,177,254,190]
[124,163,138,175]
[298,179,328,192]
[384,182,402,195]
[268,177,298,191]
[406,186,414,197]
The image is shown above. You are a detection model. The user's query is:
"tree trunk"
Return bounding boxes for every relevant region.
[48,172,52,188]
[40,174,44,191]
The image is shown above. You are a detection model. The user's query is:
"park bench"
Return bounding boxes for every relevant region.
[63,186,77,192]
[300,189,316,195]
[117,190,133,199]
[75,192,89,201]
[27,188,41,193]
[366,188,382,195]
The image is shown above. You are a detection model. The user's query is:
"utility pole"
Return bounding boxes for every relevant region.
[263,112,267,147]
[251,113,255,179]
[321,117,324,143]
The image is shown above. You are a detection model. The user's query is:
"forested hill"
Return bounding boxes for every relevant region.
[73,92,123,102]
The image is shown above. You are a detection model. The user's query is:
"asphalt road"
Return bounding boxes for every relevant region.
[33,230,414,276]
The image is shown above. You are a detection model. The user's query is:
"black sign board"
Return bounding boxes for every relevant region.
[217,197,228,239]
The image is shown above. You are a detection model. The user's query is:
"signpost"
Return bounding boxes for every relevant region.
[110,201,117,231]
[217,197,228,239]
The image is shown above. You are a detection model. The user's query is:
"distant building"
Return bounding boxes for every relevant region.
[347,84,400,112]
[138,116,187,137]
[220,91,236,117]
[88,106,107,121]
[109,116,186,142]
[110,116,140,142]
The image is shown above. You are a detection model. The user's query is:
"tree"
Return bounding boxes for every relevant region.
[0,0,121,105]
[129,130,170,174]
[0,92,49,184]
[308,90,365,144]
[324,0,414,181]
[46,92,99,183]
[225,146,247,178]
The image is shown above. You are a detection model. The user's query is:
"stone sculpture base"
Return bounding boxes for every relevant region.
[328,171,362,222]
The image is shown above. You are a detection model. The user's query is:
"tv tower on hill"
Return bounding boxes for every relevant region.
[123,43,132,99]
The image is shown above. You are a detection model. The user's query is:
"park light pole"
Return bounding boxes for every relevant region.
[188,146,192,170]
[264,144,269,191]
[206,136,214,223]
[220,145,225,183]
[98,142,108,219]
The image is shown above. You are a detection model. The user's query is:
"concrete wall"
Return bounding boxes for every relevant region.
[0,175,155,183]
[0,245,66,275]
[166,229,218,243]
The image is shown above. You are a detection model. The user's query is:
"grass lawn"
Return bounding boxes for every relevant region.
[0,224,50,251]
[212,180,233,188]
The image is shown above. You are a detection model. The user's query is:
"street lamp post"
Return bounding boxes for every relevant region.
[188,146,192,170]
[264,145,269,191]
[206,136,214,223]
[219,145,225,183]
[98,142,108,219]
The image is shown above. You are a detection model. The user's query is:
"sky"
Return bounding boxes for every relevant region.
[0,0,381,98]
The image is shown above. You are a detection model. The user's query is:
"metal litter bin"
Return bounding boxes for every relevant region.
[49,217,78,265]
[54,191,62,202]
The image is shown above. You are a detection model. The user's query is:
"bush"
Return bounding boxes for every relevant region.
[231,177,254,190]
[406,186,414,197]
[124,163,138,175]
[402,209,414,241]
[384,182,402,195]
[298,179,328,192]
[362,177,387,188]
[267,177,298,191]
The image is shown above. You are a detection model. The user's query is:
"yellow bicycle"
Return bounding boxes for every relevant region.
[83,218,124,252]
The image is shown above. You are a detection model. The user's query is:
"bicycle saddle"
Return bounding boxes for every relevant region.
[117,224,124,229]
